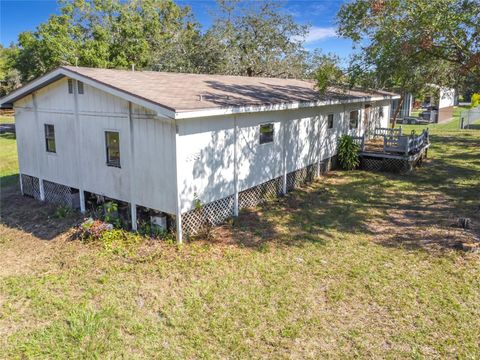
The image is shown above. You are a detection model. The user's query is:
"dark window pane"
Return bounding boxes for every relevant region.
[349,111,359,129]
[105,131,121,167]
[68,79,73,94]
[78,81,84,94]
[44,124,56,153]
[259,123,274,144]
[327,114,334,129]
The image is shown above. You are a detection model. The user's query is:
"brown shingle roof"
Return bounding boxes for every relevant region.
[63,66,397,113]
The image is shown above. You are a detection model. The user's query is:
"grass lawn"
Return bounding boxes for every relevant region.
[0,109,479,358]
[0,116,15,124]
[0,115,17,188]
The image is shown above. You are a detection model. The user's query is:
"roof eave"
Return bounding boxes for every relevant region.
[174,94,400,119]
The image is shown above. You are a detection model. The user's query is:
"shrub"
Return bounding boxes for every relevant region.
[471,93,480,108]
[338,135,360,170]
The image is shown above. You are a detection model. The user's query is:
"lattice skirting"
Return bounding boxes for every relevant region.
[360,153,425,173]
[21,174,41,200]
[239,177,282,209]
[21,175,80,208]
[181,195,235,235]
[181,156,337,236]
[43,180,80,208]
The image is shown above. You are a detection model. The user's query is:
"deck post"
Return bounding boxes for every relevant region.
[282,118,288,194]
[39,178,45,201]
[19,173,24,195]
[176,210,183,244]
[233,116,239,216]
[79,190,86,213]
[131,203,137,231]
[174,125,183,244]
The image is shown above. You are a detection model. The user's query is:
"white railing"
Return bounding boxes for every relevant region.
[384,129,429,155]
[373,127,403,138]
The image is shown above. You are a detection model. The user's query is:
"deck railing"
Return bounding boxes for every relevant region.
[384,129,429,155]
[373,127,402,138]
[352,127,429,156]
[352,136,365,151]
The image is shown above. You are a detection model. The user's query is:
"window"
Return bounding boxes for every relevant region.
[349,110,359,129]
[259,123,274,144]
[44,124,56,153]
[105,131,120,167]
[68,79,74,94]
[379,106,384,118]
[78,81,84,94]
[327,114,334,129]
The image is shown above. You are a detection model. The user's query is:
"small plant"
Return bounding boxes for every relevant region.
[138,220,169,239]
[76,218,113,242]
[104,201,121,228]
[100,229,143,257]
[192,192,213,241]
[54,205,73,219]
[338,135,360,170]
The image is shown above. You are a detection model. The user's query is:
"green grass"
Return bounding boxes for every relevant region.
[400,106,473,133]
[0,115,15,124]
[1,110,480,358]
[0,132,18,188]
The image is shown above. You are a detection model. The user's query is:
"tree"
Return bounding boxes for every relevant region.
[0,45,21,97]
[309,51,346,94]
[205,0,309,78]
[336,0,479,126]
[14,0,201,82]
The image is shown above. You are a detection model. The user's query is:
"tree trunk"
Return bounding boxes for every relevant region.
[391,94,405,128]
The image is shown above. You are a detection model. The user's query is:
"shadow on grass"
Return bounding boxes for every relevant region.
[225,131,480,253]
[0,184,82,241]
[1,174,19,188]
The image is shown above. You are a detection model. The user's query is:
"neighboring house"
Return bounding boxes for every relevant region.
[391,93,413,119]
[0,67,399,242]
[392,86,455,123]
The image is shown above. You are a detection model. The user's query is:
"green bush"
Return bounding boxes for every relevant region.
[471,93,480,108]
[338,135,360,170]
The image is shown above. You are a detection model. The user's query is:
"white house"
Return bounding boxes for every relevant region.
[0,66,399,242]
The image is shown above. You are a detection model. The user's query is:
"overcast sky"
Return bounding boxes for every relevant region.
[0,0,354,63]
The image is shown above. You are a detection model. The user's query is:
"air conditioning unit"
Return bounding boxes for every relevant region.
[150,215,167,230]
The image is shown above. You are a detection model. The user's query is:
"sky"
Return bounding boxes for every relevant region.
[0,0,355,62]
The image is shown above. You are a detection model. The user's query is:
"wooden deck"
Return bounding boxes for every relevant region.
[353,128,430,172]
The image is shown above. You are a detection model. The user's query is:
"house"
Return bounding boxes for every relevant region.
[391,86,455,124]
[0,66,399,242]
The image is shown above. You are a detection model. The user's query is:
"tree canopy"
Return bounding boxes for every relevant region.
[334,0,479,124]
[13,0,201,82]
[6,0,319,84]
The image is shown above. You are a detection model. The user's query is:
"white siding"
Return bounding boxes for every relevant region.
[176,116,235,212]
[13,76,392,216]
[14,77,177,214]
[176,102,388,212]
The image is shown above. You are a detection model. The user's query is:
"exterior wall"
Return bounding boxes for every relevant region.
[177,99,391,212]
[438,106,454,123]
[437,87,455,123]
[14,75,392,218]
[14,77,177,214]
